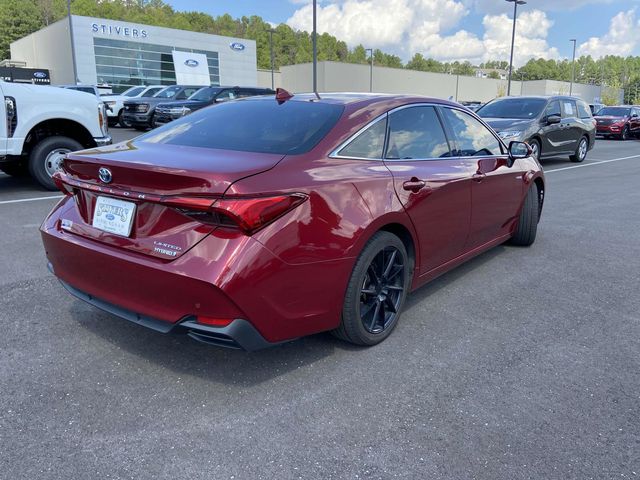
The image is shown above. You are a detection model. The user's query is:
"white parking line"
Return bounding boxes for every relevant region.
[545,154,640,173]
[0,195,63,205]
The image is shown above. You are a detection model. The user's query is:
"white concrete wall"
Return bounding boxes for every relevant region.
[257,68,281,89]
[280,61,523,102]
[10,19,74,84]
[279,61,623,104]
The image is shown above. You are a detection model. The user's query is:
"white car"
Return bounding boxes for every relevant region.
[101,85,166,128]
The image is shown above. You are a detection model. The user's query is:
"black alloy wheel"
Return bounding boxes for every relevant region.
[333,231,410,346]
[359,246,405,334]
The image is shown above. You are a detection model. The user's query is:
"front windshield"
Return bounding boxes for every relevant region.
[596,107,630,117]
[189,87,220,102]
[477,98,547,119]
[153,86,181,98]
[123,86,145,97]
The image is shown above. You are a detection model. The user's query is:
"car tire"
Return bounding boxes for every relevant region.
[510,186,539,247]
[528,139,541,161]
[621,126,629,141]
[117,110,132,128]
[332,231,410,346]
[134,125,147,131]
[28,136,83,190]
[0,161,29,177]
[570,136,588,163]
[107,118,118,128]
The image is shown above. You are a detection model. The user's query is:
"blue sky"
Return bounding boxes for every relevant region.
[166,1,640,65]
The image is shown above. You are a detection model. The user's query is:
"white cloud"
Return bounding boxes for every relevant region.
[578,9,640,58]
[286,1,557,66]
[481,10,559,66]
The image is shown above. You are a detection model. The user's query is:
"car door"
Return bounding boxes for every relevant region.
[381,105,474,275]
[561,99,581,152]
[540,100,565,157]
[439,106,525,249]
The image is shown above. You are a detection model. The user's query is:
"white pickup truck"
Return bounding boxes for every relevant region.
[0,80,111,190]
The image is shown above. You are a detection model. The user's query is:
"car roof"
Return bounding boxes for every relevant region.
[250,92,461,108]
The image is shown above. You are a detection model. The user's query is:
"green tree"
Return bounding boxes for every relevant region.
[0,0,43,59]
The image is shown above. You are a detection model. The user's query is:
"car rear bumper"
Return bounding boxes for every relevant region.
[41,197,351,345]
[51,267,278,350]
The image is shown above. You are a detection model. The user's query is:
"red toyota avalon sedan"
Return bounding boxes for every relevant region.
[41,92,545,350]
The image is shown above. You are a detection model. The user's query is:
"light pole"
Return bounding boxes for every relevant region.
[269,29,276,90]
[569,38,577,96]
[506,0,526,97]
[312,0,317,94]
[67,0,78,84]
[365,48,373,92]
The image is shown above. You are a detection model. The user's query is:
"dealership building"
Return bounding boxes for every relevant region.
[10,15,257,92]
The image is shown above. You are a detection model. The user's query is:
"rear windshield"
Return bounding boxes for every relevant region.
[477,98,547,119]
[596,107,630,117]
[123,86,145,97]
[139,98,344,155]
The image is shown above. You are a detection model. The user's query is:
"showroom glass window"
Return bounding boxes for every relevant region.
[440,108,502,157]
[385,106,452,159]
[93,38,221,93]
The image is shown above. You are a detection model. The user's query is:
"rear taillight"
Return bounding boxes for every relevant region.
[168,194,308,234]
[52,172,74,196]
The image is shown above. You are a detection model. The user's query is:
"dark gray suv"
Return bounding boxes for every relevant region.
[477,96,597,163]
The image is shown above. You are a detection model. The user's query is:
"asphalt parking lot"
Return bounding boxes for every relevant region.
[1,132,639,479]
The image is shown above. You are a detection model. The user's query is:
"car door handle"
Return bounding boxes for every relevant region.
[472,173,486,182]
[402,179,427,192]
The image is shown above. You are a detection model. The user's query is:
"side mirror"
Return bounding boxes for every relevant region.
[546,114,561,125]
[631,113,638,118]
[508,141,532,164]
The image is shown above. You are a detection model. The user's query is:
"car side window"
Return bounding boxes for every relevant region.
[146,88,163,96]
[440,107,503,157]
[338,117,387,159]
[177,88,199,100]
[562,100,577,118]
[216,90,237,102]
[577,101,592,119]
[544,100,561,118]
[385,106,451,160]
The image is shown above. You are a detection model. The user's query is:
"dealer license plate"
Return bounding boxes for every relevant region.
[92,196,136,237]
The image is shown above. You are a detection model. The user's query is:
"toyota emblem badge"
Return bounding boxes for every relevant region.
[98,167,112,184]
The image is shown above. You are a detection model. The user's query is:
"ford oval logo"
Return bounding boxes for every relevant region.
[98,167,112,184]
[106,213,115,221]
[184,59,199,67]
[33,71,47,79]
[230,42,245,51]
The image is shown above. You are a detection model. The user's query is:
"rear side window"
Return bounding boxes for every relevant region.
[385,106,451,159]
[338,117,387,159]
[562,100,577,118]
[577,101,592,119]
[139,98,344,155]
[440,107,502,157]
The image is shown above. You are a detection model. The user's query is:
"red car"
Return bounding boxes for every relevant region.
[594,105,640,140]
[41,92,545,350]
